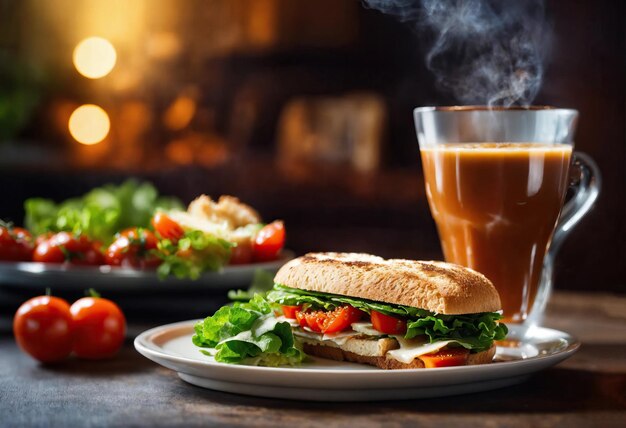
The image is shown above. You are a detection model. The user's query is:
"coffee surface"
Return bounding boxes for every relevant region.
[420,143,572,322]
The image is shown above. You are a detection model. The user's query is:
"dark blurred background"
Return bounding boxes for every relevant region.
[0,0,624,294]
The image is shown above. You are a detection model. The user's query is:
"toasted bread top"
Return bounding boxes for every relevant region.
[273,252,502,314]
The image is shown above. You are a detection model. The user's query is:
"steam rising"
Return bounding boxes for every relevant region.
[363,0,550,106]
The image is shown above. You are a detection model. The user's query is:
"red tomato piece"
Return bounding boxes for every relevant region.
[13,296,74,363]
[33,232,104,265]
[252,221,285,262]
[229,241,254,265]
[370,310,407,335]
[294,306,363,334]
[0,226,34,261]
[419,347,470,368]
[321,306,364,334]
[151,212,184,242]
[105,228,160,268]
[281,305,301,319]
[295,310,309,329]
[304,311,324,332]
[70,297,126,359]
[35,232,54,247]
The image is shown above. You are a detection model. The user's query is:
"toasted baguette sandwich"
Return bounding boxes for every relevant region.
[267,252,507,369]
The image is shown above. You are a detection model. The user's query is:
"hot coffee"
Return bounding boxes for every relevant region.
[420,143,572,322]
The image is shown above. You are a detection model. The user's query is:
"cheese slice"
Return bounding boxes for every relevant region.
[350,322,383,336]
[293,328,362,346]
[386,336,460,364]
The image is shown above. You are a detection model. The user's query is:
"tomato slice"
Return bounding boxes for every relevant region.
[419,347,470,368]
[294,306,363,334]
[151,212,184,242]
[281,305,301,319]
[322,306,363,334]
[252,221,285,262]
[295,310,309,329]
[370,310,407,335]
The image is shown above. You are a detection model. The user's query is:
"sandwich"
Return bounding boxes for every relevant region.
[192,252,507,368]
[268,253,506,368]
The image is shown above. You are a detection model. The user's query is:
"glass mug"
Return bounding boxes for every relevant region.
[414,106,600,327]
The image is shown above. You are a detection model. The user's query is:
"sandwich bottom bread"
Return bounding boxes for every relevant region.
[193,253,508,369]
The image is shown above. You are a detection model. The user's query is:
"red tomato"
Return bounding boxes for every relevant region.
[13,296,74,363]
[295,310,309,329]
[294,306,363,334]
[229,241,253,265]
[105,228,160,268]
[70,297,126,359]
[35,232,54,247]
[0,226,34,261]
[323,306,364,334]
[151,212,184,242]
[281,305,301,319]
[370,310,407,335]
[252,221,285,262]
[33,232,104,265]
[419,347,470,368]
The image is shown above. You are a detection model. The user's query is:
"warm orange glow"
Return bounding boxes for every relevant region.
[68,104,110,145]
[163,96,196,130]
[73,37,117,79]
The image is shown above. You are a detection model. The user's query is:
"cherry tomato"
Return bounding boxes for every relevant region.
[294,306,363,334]
[35,232,54,247]
[229,241,253,265]
[281,305,301,319]
[370,310,407,335]
[105,228,160,268]
[419,347,470,368]
[70,297,126,359]
[252,221,285,262]
[151,212,184,242]
[0,226,34,261]
[13,296,74,363]
[33,232,104,265]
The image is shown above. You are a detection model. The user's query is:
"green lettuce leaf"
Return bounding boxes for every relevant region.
[156,230,233,280]
[24,179,183,243]
[267,284,507,353]
[192,295,304,366]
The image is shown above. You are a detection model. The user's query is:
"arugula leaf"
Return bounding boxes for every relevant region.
[24,179,183,243]
[156,230,233,280]
[267,284,507,353]
[192,295,304,366]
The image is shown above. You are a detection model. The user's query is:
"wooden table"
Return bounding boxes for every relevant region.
[1,291,625,427]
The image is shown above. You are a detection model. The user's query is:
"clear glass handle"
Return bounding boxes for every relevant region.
[527,152,602,329]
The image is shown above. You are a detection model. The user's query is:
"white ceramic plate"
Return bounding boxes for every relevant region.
[134,320,580,401]
[0,251,293,291]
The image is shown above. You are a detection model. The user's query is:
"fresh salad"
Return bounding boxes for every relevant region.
[0,179,286,279]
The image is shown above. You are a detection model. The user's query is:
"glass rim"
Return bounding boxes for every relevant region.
[414,105,578,115]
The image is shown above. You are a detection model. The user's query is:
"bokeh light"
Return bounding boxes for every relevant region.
[73,37,117,79]
[68,104,110,145]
